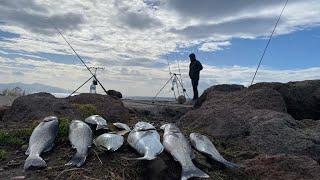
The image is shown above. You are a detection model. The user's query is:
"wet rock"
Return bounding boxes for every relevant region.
[107,90,123,99]
[250,80,320,120]
[243,154,320,180]
[68,93,129,122]
[2,92,79,124]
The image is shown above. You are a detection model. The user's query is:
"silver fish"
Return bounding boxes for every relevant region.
[84,115,107,130]
[113,122,131,135]
[127,122,164,160]
[113,122,131,131]
[190,133,239,168]
[66,120,92,167]
[161,124,209,180]
[93,133,124,151]
[24,116,58,170]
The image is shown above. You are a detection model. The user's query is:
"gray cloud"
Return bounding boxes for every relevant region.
[170,17,278,39]
[0,0,84,34]
[117,11,162,30]
[165,0,290,20]
[114,1,162,30]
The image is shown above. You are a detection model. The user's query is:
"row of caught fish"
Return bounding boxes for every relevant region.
[24,115,239,180]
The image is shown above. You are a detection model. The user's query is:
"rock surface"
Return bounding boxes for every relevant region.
[250,80,320,120]
[179,80,320,176]
[67,93,129,122]
[2,93,130,125]
[107,90,123,99]
[243,154,320,180]
[2,93,78,123]
[0,106,9,120]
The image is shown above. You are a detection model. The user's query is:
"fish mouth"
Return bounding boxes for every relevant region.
[160,124,168,130]
[43,116,58,122]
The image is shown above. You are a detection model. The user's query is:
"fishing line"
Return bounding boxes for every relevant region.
[47,18,109,94]
[250,0,289,85]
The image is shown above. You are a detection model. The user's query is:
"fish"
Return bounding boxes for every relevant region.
[190,133,239,168]
[160,123,209,180]
[93,133,124,152]
[66,120,92,167]
[24,116,59,170]
[113,122,131,131]
[126,122,164,160]
[113,122,131,135]
[84,115,107,130]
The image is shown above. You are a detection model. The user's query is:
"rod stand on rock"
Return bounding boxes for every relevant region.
[152,72,189,103]
[69,67,105,97]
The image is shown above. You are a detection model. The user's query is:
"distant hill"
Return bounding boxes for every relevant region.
[0,82,70,94]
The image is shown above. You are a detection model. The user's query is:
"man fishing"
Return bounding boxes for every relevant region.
[189,53,203,100]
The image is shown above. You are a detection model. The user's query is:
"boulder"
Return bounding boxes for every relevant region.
[250,80,320,120]
[243,154,320,180]
[177,95,186,104]
[0,106,9,120]
[2,92,79,124]
[179,85,320,161]
[67,93,129,122]
[194,84,245,108]
[107,90,123,99]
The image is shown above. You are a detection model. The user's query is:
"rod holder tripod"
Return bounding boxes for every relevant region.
[69,67,105,97]
[152,72,189,102]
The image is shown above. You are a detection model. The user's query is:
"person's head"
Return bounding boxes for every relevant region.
[189,53,196,61]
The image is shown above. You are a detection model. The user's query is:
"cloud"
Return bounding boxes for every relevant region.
[199,41,231,52]
[0,0,84,34]
[117,11,162,30]
[0,0,320,96]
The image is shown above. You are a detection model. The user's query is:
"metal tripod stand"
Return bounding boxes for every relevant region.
[152,72,189,102]
[69,67,104,97]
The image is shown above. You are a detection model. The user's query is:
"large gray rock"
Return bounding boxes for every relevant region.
[179,84,320,161]
[194,84,245,108]
[250,80,320,120]
[107,90,123,99]
[243,154,320,180]
[2,92,78,124]
[67,93,129,122]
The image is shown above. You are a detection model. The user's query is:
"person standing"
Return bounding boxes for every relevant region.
[188,53,203,100]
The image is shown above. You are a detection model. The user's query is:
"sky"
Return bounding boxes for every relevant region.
[0,0,319,97]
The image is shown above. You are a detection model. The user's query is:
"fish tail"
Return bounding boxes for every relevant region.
[65,151,87,167]
[181,164,209,180]
[24,154,47,170]
[122,155,156,161]
[222,160,240,169]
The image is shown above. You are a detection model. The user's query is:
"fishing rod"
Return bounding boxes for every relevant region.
[47,19,109,95]
[250,0,289,85]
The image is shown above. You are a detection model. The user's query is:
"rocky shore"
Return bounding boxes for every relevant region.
[0,80,319,179]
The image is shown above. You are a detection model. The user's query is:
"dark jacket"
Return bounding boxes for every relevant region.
[189,60,203,80]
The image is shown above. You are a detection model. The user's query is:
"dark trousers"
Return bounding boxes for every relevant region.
[191,79,199,100]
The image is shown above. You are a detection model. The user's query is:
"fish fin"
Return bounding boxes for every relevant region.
[65,152,87,167]
[96,124,108,130]
[122,155,156,161]
[190,150,196,159]
[222,160,241,169]
[181,165,209,180]
[24,155,47,170]
[116,130,130,136]
[25,146,30,155]
[43,143,54,153]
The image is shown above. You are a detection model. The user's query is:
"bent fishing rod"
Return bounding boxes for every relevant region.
[47,19,109,95]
